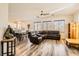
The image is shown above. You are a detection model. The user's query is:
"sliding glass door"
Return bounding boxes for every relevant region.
[53,20,65,39]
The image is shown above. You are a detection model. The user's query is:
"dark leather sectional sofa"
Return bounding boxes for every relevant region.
[28,31,60,44]
[39,31,60,40]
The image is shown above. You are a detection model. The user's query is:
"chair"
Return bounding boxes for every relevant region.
[28,32,42,44]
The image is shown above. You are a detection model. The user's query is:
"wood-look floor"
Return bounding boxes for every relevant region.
[16,39,79,56]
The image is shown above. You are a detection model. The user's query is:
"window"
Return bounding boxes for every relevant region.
[53,20,65,39]
[34,20,65,32]
[34,22,42,31]
[42,21,52,30]
[53,20,65,32]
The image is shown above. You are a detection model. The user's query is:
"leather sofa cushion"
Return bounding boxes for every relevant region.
[48,31,59,34]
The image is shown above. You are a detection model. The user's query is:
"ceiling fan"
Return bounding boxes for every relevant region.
[40,10,49,16]
[36,10,50,18]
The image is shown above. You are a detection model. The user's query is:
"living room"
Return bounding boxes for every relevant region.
[0,3,79,56]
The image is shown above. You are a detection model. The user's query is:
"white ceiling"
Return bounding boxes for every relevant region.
[9,3,79,16]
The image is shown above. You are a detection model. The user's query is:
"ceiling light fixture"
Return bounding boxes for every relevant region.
[40,10,49,16]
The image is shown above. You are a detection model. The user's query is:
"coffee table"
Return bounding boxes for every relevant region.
[66,39,79,49]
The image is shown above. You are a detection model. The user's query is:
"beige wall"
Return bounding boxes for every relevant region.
[0,3,8,55]
[0,3,8,41]
[73,11,79,23]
